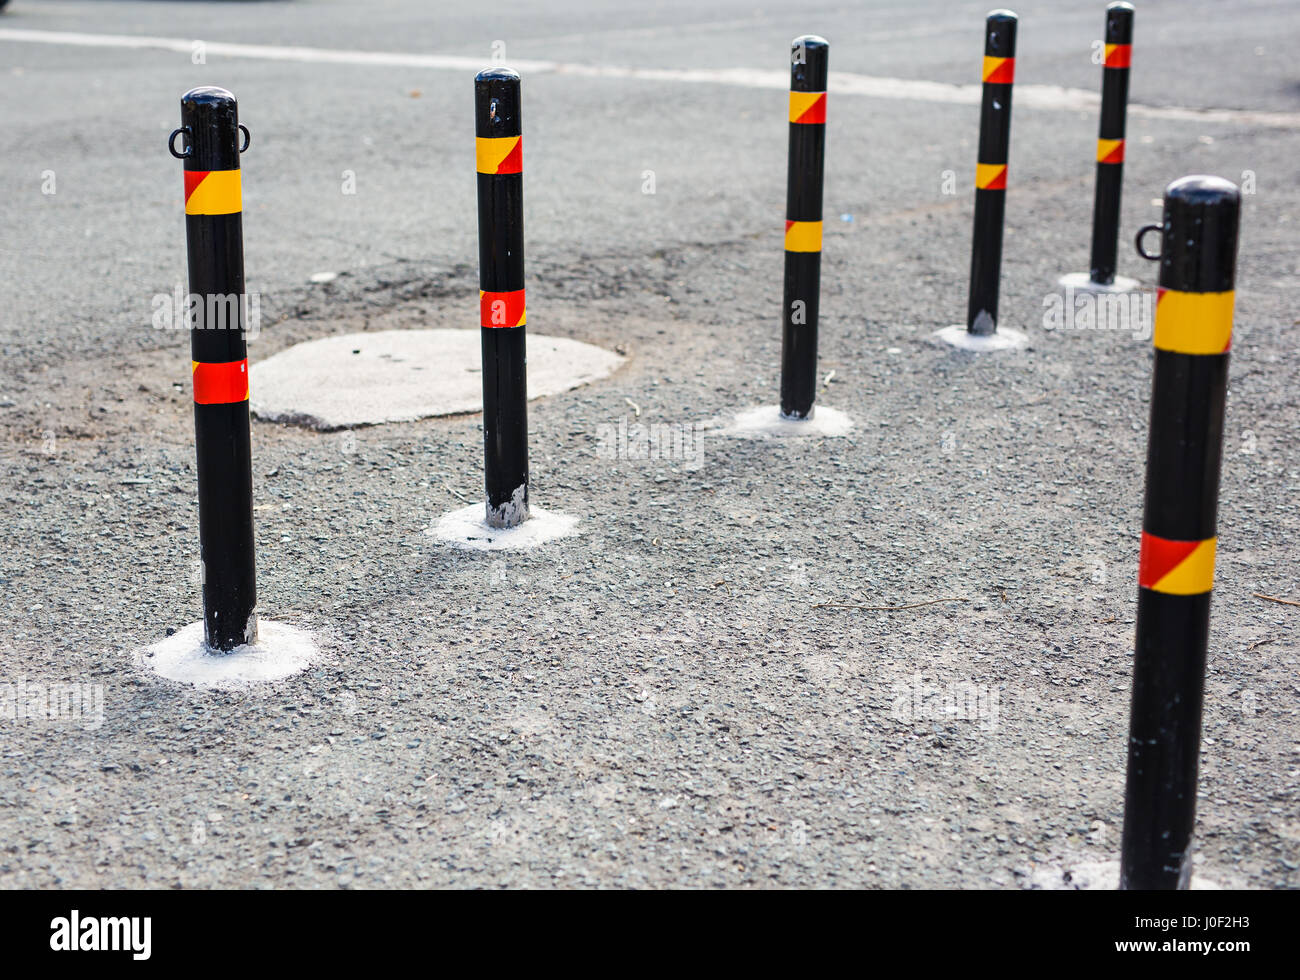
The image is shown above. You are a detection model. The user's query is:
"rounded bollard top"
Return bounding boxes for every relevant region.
[182,85,237,110]
[790,35,829,91]
[1166,174,1240,207]
[475,68,521,137]
[1106,2,1135,43]
[984,10,1017,57]
[475,66,520,85]
[1158,175,1241,293]
[177,86,241,172]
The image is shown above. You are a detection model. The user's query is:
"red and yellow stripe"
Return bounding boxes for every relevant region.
[184,170,242,216]
[1138,532,1216,595]
[479,289,526,328]
[982,56,1015,84]
[1097,138,1125,164]
[476,136,522,175]
[975,162,1007,190]
[192,359,249,405]
[784,220,822,252]
[1104,44,1132,69]
[789,91,827,124]
[1153,288,1234,355]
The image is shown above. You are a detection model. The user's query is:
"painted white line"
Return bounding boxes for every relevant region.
[0,27,556,71]
[3,28,1298,129]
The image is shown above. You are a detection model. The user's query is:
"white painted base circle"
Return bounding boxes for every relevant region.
[429,503,579,551]
[932,324,1029,351]
[137,620,317,690]
[250,329,624,430]
[720,404,853,439]
[1058,272,1142,294]
[1026,858,1224,890]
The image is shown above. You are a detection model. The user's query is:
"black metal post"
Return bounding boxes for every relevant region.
[475,68,529,528]
[170,86,257,651]
[1088,2,1135,285]
[967,9,1017,335]
[780,34,828,420]
[1121,176,1240,889]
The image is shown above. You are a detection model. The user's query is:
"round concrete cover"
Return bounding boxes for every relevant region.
[250,328,624,430]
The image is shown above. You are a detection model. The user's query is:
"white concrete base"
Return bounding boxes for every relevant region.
[1026,858,1224,891]
[1058,272,1141,294]
[428,503,579,551]
[137,620,317,690]
[250,328,624,430]
[719,404,853,439]
[932,324,1029,351]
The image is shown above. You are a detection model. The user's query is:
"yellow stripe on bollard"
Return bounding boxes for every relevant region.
[1153,289,1235,355]
[784,220,822,252]
[184,169,242,215]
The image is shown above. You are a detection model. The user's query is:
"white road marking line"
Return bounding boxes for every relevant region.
[3,27,1297,129]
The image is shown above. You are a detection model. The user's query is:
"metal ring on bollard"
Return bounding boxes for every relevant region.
[1120,174,1242,891]
[239,124,251,152]
[168,127,192,159]
[176,85,257,652]
[1135,223,1161,260]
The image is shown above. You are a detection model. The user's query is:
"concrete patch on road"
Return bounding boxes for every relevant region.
[427,503,579,551]
[718,404,853,439]
[250,328,623,430]
[136,620,318,690]
[932,324,1029,351]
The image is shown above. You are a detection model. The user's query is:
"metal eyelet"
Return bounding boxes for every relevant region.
[1135,223,1162,261]
[168,127,192,159]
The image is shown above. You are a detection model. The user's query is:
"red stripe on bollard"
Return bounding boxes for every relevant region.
[479,289,527,328]
[192,359,250,405]
[1105,43,1132,67]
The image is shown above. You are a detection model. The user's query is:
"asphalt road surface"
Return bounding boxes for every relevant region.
[1,0,1298,888]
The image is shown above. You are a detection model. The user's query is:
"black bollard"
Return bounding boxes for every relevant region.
[1121,175,1240,889]
[1088,2,1135,286]
[475,68,529,528]
[967,10,1017,335]
[169,87,257,652]
[780,34,828,420]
